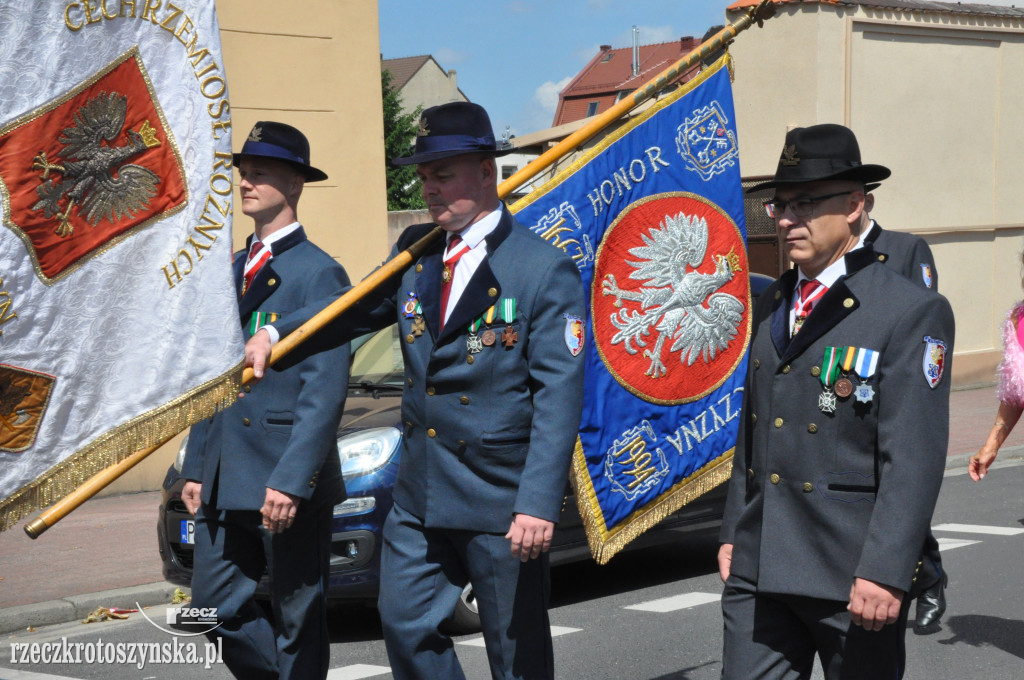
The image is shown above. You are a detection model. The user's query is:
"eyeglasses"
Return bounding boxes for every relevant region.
[763,191,852,219]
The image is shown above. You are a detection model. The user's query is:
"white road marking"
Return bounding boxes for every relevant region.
[936,538,982,551]
[0,670,80,680]
[326,664,392,679]
[933,523,1024,536]
[624,591,721,613]
[456,625,581,648]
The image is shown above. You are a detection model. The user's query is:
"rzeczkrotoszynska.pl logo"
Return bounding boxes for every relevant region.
[137,602,223,636]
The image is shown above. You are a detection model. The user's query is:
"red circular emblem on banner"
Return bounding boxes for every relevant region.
[591,192,751,404]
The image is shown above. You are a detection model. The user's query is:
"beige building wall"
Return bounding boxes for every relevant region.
[107,0,386,494]
[728,2,1024,389]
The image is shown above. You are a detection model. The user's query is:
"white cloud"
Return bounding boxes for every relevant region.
[533,75,573,112]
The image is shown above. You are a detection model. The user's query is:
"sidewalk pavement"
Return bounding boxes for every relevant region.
[2,384,1023,636]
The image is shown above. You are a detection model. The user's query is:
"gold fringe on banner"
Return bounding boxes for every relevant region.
[571,437,734,565]
[0,364,241,532]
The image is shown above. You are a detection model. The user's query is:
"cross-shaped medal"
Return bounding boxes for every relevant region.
[502,325,518,347]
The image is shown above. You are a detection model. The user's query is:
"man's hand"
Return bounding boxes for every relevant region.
[181,481,202,515]
[505,514,554,562]
[717,543,733,583]
[245,328,273,380]
[848,577,904,631]
[261,487,301,534]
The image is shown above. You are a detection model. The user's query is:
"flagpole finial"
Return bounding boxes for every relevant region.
[751,0,778,28]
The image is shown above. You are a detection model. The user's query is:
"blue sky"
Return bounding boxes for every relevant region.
[379,0,736,138]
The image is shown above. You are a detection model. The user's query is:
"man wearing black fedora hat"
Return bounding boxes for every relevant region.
[716,123,955,678]
[245,102,585,679]
[181,121,350,679]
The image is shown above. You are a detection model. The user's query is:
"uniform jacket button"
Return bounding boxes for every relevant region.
[243,385,251,393]
[459,396,469,405]
[774,417,783,428]
[427,428,437,438]
[415,264,423,272]
[467,355,475,364]
[747,468,754,479]
[770,473,780,484]
[242,418,251,426]
[807,423,818,434]
[751,413,758,425]
[407,378,414,386]
[267,278,277,286]
[753,359,760,369]
[426,386,436,396]
[803,482,813,492]
[406,334,415,344]
[781,365,791,374]
[811,366,821,377]
[488,287,498,297]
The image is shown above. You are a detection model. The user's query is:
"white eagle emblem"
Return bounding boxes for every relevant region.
[601,211,744,378]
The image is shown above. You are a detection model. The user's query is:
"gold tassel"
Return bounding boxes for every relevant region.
[0,364,240,532]
[571,437,734,565]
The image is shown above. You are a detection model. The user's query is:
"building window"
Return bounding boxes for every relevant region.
[502,165,516,180]
[586,101,599,117]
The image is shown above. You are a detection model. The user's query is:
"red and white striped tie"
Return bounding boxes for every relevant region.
[241,240,271,296]
[792,278,826,336]
[439,236,470,330]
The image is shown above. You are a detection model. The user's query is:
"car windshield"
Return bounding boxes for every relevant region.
[349,327,404,387]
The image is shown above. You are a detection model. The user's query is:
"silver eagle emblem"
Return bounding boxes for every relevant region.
[601,211,744,378]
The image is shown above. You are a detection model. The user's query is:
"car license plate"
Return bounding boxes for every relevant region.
[179,519,195,545]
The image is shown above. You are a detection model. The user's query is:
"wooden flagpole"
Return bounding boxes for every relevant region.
[25,0,776,538]
[25,228,442,538]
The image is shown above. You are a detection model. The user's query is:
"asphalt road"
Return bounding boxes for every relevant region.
[2,461,1021,680]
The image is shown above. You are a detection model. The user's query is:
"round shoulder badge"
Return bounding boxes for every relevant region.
[591,192,751,405]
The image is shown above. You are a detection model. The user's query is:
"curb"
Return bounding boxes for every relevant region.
[0,582,183,636]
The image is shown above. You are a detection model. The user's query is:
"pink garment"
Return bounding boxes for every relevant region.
[996,301,1024,406]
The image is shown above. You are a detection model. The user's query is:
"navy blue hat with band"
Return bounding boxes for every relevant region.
[233,121,328,182]
[746,123,889,193]
[392,102,513,166]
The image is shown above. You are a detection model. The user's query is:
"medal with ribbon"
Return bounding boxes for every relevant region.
[818,346,845,413]
[480,305,497,346]
[501,297,517,347]
[842,346,879,403]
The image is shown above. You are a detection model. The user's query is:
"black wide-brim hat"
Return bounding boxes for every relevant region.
[747,123,890,193]
[233,121,328,182]
[392,102,514,166]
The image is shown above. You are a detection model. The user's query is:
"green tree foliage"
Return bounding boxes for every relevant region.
[382,69,425,210]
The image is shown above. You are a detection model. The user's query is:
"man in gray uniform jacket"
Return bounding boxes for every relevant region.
[247,102,586,680]
[717,125,955,679]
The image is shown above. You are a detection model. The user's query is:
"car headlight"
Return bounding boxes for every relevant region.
[173,434,190,473]
[338,427,401,480]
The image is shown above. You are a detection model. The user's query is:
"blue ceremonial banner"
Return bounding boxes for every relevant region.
[509,55,750,563]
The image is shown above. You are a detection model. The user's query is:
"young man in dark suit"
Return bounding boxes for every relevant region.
[247,102,586,680]
[180,122,350,680]
[717,124,955,679]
